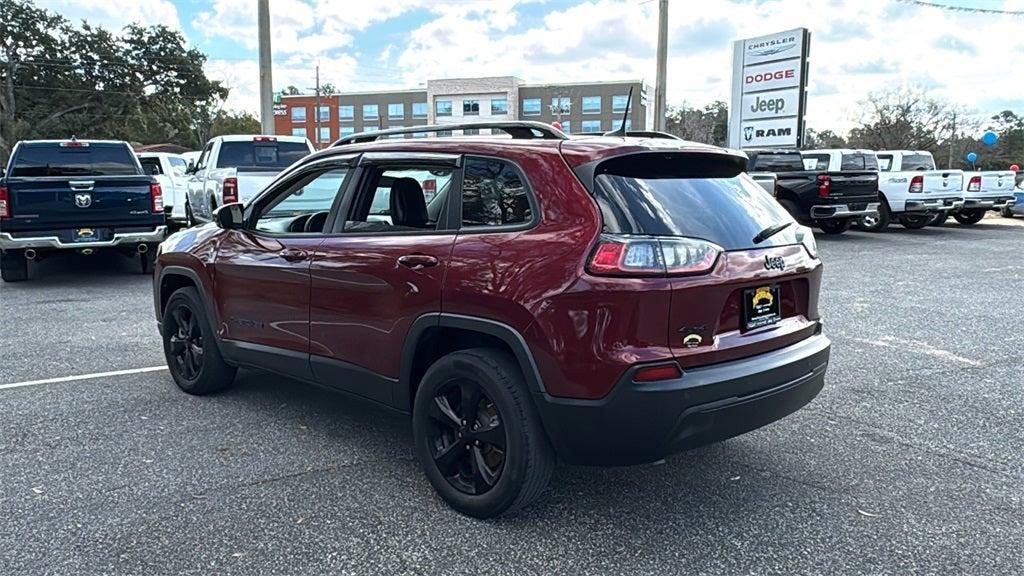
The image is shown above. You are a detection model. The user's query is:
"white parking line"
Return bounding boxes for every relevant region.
[0,366,168,391]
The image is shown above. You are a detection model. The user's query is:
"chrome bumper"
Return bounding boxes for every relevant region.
[962,197,1015,209]
[810,202,880,219]
[0,226,167,250]
[905,198,964,212]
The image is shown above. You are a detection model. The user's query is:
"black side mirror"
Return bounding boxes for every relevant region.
[214,203,244,230]
[185,162,197,175]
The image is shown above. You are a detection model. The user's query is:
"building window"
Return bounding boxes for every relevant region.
[461,157,532,227]
[436,100,452,116]
[437,130,452,137]
[291,106,307,122]
[292,127,307,137]
[463,99,480,116]
[339,105,354,120]
[581,120,602,133]
[388,103,404,119]
[612,94,630,113]
[318,126,330,143]
[412,131,427,138]
[340,126,355,137]
[582,96,601,114]
[412,102,428,118]
[491,98,508,115]
[463,128,479,135]
[318,106,330,121]
[363,126,379,133]
[560,121,570,134]
[550,96,570,115]
[522,98,541,116]
[624,119,632,131]
[363,104,379,119]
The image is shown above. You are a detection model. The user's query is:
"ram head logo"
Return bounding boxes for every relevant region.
[74,193,92,208]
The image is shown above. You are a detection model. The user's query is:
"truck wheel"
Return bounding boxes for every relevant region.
[954,209,986,225]
[859,201,890,232]
[816,219,851,235]
[1,250,29,282]
[1002,206,1015,218]
[928,211,949,226]
[412,348,555,519]
[162,287,237,395]
[140,249,156,274]
[898,214,932,229]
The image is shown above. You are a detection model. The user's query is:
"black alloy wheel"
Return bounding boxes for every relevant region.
[427,378,507,495]
[898,214,932,229]
[816,218,851,235]
[953,209,986,225]
[167,303,205,382]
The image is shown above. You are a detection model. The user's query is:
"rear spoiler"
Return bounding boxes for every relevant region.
[572,150,748,193]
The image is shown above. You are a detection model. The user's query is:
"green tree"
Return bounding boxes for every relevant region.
[665,101,728,146]
[0,0,229,162]
[210,110,261,138]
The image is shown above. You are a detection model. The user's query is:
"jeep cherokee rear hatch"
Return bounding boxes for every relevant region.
[577,150,821,368]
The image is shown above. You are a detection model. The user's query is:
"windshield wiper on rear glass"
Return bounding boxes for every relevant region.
[752,221,792,244]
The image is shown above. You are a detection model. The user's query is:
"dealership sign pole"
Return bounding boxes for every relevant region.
[728,28,810,149]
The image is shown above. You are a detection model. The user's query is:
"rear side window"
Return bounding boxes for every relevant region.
[900,154,935,171]
[841,153,879,171]
[594,173,795,250]
[216,141,310,170]
[803,154,829,171]
[749,152,803,172]
[139,157,163,176]
[877,154,893,171]
[11,143,140,177]
[461,158,532,228]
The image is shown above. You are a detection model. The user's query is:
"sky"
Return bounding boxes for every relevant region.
[33,0,1024,134]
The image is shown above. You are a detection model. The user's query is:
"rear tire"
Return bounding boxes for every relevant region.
[412,348,555,519]
[954,209,986,225]
[1002,206,1015,218]
[898,214,932,229]
[162,287,236,395]
[928,211,949,226]
[859,200,890,232]
[1,250,28,282]
[816,219,851,235]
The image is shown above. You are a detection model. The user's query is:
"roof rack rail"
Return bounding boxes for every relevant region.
[331,121,568,147]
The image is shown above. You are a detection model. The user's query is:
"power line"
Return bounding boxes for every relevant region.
[895,0,1024,16]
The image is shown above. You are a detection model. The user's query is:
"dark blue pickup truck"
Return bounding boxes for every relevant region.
[0,139,167,282]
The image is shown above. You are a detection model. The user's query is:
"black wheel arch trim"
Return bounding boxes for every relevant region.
[397,313,548,412]
[156,265,228,360]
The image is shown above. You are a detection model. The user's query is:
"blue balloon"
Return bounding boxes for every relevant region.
[967,152,978,163]
[982,131,998,145]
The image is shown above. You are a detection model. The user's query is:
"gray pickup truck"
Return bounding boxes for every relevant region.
[0,139,166,281]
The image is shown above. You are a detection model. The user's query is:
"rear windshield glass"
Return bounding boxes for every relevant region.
[841,153,879,171]
[900,154,935,171]
[749,152,803,172]
[216,141,310,170]
[594,173,798,250]
[11,143,140,177]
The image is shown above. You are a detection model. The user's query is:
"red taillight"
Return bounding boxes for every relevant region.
[222,177,238,204]
[633,363,682,383]
[150,182,164,213]
[909,175,924,193]
[588,235,721,277]
[253,136,277,142]
[967,175,981,192]
[817,174,831,197]
[0,185,10,218]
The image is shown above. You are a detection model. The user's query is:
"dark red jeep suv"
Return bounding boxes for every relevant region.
[153,122,830,518]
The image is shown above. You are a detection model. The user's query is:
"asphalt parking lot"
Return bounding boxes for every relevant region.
[1,217,1022,575]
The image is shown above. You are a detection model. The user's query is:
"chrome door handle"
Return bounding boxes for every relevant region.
[398,254,439,269]
[280,248,309,262]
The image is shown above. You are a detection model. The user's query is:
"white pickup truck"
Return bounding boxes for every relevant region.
[185,135,314,225]
[861,150,964,231]
[938,169,1017,225]
[138,152,190,225]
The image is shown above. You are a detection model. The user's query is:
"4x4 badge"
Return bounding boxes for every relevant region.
[764,255,785,271]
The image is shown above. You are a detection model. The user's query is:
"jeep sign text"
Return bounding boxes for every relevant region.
[741,88,800,120]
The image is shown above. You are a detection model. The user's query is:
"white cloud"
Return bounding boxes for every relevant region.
[38,0,182,31]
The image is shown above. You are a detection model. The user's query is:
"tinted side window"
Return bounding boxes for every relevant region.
[217,141,310,170]
[877,154,893,171]
[803,154,829,171]
[139,157,163,176]
[901,154,935,171]
[255,168,348,233]
[461,158,532,227]
[841,154,878,170]
[749,152,804,172]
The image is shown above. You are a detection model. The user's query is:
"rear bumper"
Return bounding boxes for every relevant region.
[961,196,1015,210]
[905,197,963,212]
[533,333,830,466]
[810,202,880,219]
[0,226,167,251]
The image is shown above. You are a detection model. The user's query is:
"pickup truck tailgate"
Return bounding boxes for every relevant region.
[5,176,159,231]
[237,171,277,204]
[922,171,963,195]
[822,171,878,200]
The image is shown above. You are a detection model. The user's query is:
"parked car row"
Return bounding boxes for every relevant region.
[746,148,1018,234]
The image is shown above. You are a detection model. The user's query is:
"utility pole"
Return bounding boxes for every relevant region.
[654,0,668,131]
[257,0,274,134]
[947,111,957,169]
[314,63,321,148]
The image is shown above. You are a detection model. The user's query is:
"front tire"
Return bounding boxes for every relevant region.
[859,200,890,232]
[1,250,29,282]
[162,287,236,395]
[898,213,932,229]
[140,249,156,274]
[412,349,555,519]
[816,219,851,235]
[954,209,986,225]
